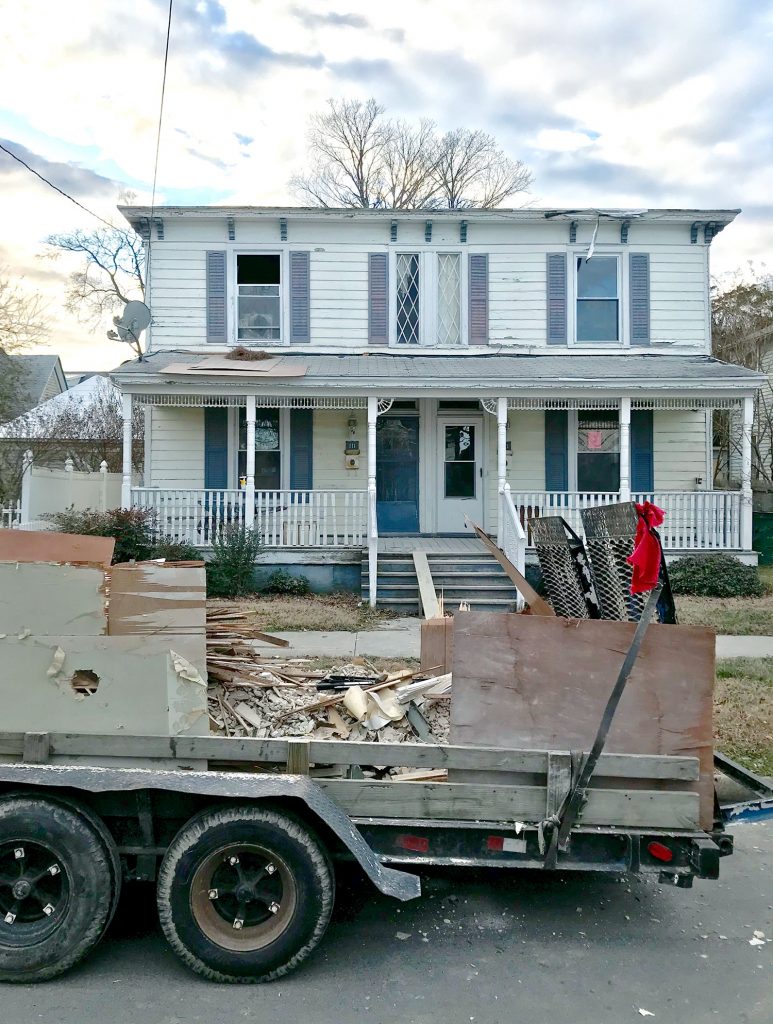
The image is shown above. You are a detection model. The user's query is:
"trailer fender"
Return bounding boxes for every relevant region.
[0,763,421,902]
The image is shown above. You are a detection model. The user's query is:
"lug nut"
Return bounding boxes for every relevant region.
[265,863,276,875]
[228,855,239,866]
[268,901,280,914]
[233,917,244,930]
[208,888,218,900]
[43,904,55,916]
[13,848,24,860]
[4,912,16,925]
[48,864,60,876]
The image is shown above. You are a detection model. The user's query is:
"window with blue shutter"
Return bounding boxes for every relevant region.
[206,251,227,344]
[468,253,489,345]
[204,408,229,489]
[544,410,569,490]
[368,253,388,345]
[629,253,650,346]
[290,409,314,490]
[546,253,567,344]
[630,409,654,491]
[289,251,310,343]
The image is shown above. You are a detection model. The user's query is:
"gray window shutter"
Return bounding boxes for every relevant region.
[206,250,227,344]
[630,409,654,491]
[290,409,314,489]
[289,251,311,343]
[629,252,650,346]
[368,253,388,345]
[546,253,567,344]
[468,253,489,345]
[544,410,569,490]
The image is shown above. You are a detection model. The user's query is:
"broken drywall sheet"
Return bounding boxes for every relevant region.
[108,562,207,636]
[0,561,108,636]
[0,529,114,566]
[1,634,208,737]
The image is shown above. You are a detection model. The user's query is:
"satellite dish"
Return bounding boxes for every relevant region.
[109,300,151,344]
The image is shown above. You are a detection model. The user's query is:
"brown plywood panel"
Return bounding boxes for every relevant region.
[108,562,207,636]
[449,613,715,829]
[420,617,455,674]
[0,530,114,567]
[0,562,108,636]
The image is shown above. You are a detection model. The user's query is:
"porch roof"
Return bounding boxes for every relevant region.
[112,350,763,398]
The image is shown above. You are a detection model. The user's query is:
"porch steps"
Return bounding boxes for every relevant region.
[361,550,520,614]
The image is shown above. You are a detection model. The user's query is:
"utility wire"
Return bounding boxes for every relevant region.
[0,139,117,230]
[146,0,174,285]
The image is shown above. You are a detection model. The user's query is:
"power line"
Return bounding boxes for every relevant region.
[0,139,117,231]
[146,0,174,278]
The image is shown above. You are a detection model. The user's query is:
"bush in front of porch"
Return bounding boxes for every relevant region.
[670,553,765,599]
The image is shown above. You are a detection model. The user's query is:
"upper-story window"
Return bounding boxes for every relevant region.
[437,253,461,345]
[396,253,420,344]
[575,255,619,342]
[237,254,281,341]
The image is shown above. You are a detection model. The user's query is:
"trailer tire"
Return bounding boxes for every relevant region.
[0,796,114,982]
[156,804,334,983]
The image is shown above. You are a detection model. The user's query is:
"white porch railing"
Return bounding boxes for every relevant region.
[499,484,527,608]
[131,488,367,548]
[510,490,743,550]
[1,500,21,529]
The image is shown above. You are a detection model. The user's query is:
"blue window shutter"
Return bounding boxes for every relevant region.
[629,252,650,346]
[206,251,227,344]
[289,251,311,343]
[630,409,654,491]
[368,253,388,345]
[204,408,228,489]
[290,409,314,490]
[468,253,489,345]
[546,253,567,344]
[544,410,569,490]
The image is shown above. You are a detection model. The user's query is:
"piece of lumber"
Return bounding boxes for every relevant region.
[466,519,554,616]
[413,551,440,619]
[420,617,454,674]
[286,738,311,775]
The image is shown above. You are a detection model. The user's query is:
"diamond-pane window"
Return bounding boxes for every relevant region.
[437,253,461,345]
[396,253,420,344]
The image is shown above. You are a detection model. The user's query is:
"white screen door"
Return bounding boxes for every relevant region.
[437,418,483,532]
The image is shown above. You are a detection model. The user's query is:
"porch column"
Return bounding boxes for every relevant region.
[244,396,256,528]
[741,394,753,549]
[496,397,508,543]
[367,396,378,607]
[121,393,132,509]
[619,396,631,502]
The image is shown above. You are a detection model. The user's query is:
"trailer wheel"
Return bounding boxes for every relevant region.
[156,804,335,983]
[0,796,115,982]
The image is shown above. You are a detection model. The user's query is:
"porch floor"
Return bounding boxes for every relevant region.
[377,535,486,554]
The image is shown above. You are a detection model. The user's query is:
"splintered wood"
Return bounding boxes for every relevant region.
[205,603,450,746]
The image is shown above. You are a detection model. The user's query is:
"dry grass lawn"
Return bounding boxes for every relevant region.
[209,593,396,632]
[714,658,773,776]
[675,565,773,635]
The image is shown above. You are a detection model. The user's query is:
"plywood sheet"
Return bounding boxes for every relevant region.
[163,358,306,378]
[420,617,454,674]
[0,561,108,636]
[0,530,114,567]
[0,633,208,736]
[108,562,207,636]
[449,612,715,829]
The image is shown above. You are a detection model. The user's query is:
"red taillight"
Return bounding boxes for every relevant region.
[486,836,505,851]
[395,834,429,853]
[647,841,674,862]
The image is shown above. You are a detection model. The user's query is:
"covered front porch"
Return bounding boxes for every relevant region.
[113,351,759,605]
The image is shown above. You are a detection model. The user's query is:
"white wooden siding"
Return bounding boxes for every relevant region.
[148,407,205,488]
[506,412,546,490]
[312,410,367,489]
[653,410,707,490]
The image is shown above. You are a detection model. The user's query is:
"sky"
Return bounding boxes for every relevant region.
[1,0,772,371]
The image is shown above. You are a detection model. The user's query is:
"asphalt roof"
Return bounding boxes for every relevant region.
[111,350,762,392]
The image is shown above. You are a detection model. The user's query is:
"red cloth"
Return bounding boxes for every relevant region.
[626,501,665,594]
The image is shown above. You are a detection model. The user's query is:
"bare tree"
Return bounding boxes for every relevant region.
[0,268,51,423]
[290,97,533,210]
[45,225,145,330]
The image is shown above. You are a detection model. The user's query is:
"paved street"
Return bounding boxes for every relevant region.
[4,822,770,1024]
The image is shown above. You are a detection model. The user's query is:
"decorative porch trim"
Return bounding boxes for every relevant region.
[377,399,394,414]
[631,397,743,410]
[480,399,498,416]
[507,398,621,410]
[131,394,368,409]
[506,396,745,411]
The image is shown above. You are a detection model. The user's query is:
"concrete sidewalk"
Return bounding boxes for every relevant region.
[269,618,773,661]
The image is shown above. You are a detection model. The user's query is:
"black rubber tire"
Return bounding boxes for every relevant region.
[156,804,335,983]
[0,796,115,982]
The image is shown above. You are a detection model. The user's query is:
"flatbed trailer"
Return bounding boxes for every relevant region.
[1,730,768,985]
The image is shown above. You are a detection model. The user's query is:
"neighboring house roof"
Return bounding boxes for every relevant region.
[111,350,764,395]
[64,370,100,388]
[0,352,68,420]
[0,373,118,440]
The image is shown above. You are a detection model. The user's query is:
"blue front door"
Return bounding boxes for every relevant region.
[377,415,419,533]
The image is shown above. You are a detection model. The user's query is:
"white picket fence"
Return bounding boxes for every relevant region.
[1,500,21,529]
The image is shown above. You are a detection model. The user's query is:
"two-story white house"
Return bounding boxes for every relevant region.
[110,205,762,607]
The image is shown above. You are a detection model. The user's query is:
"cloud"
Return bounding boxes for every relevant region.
[0,139,118,201]
[290,7,370,29]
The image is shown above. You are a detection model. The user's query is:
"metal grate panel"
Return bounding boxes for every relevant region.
[529,516,599,619]
[581,503,645,621]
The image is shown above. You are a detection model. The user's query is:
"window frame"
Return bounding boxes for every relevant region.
[228,407,290,490]
[388,249,468,348]
[568,248,627,347]
[230,249,287,347]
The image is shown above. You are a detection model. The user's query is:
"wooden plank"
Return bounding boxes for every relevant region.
[0,732,700,781]
[420,618,454,675]
[546,751,572,816]
[317,780,700,829]
[466,520,554,616]
[22,732,50,764]
[286,739,310,775]
[412,552,440,620]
